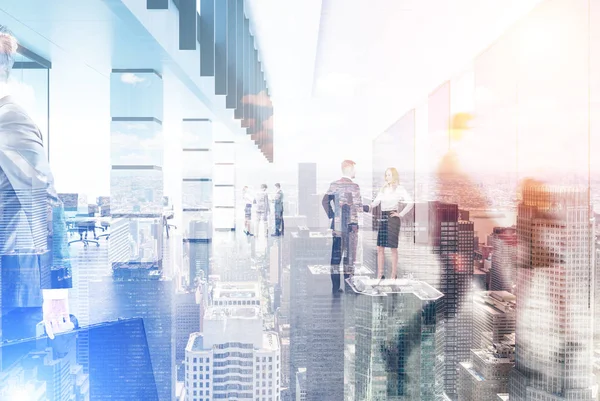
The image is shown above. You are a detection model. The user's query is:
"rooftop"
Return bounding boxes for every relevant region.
[205,306,260,320]
[474,291,516,314]
[262,332,279,351]
[186,332,205,353]
[213,282,260,299]
[346,276,443,300]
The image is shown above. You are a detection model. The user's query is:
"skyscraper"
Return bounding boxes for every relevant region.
[175,290,201,381]
[348,277,445,401]
[401,201,475,399]
[298,163,317,228]
[305,265,344,401]
[508,183,595,400]
[489,227,517,293]
[288,231,331,399]
[89,266,175,401]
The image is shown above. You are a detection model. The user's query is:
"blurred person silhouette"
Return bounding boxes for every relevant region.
[254,184,270,237]
[369,167,413,279]
[322,160,364,294]
[0,25,73,341]
[272,183,284,236]
[242,186,254,236]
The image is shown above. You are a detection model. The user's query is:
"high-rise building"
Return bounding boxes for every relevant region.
[288,231,331,399]
[489,227,517,293]
[184,304,281,401]
[472,291,516,350]
[175,290,201,381]
[298,163,318,227]
[401,201,475,399]
[347,276,445,401]
[305,265,344,401]
[458,335,515,401]
[508,184,595,400]
[89,266,175,401]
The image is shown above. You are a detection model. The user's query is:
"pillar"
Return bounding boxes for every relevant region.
[181,118,213,287]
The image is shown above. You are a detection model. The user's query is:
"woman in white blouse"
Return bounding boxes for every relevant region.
[370,167,413,279]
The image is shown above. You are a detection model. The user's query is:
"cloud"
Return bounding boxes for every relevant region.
[111,130,163,150]
[241,90,271,107]
[120,73,146,85]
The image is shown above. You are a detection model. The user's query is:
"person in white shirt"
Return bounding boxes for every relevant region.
[253,184,270,236]
[370,167,413,279]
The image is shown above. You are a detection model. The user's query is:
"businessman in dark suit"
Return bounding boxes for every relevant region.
[0,25,73,341]
[322,160,363,294]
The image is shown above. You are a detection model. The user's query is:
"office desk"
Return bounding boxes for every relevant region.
[66,217,112,247]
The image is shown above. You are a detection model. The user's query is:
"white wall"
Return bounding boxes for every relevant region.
[49,52,110,202]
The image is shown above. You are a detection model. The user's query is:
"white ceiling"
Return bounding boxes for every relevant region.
[246,0,545,169]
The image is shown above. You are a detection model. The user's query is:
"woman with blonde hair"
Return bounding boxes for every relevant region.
[370,167,413,279]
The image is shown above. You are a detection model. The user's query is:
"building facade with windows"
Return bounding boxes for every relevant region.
[185,304,280,401]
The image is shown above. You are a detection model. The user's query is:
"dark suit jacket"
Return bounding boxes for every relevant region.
[322,177,363,232]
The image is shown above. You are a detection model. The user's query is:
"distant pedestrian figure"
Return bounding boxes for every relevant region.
[272,183,284,236]
[254,184,270,237]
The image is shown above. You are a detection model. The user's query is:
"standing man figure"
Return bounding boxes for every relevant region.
[272,183,284,236]
[322,160,363,294]
[254,184,270,237]
[0,25,74,340]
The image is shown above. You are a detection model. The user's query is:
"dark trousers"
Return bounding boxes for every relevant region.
[275,211,284,234]
[330,223,358,292]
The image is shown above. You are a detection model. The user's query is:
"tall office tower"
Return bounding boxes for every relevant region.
[472,291,516,350]
[181,118,213,289]
[298,163,318,227]
[296,368,307,401]
[288,231,331,399]
[184,306,281,401]
[279,266,291,321]
[400,201,474,399]
[347,277,445,401]
[270,241,282,287]
[89,266,176,401]
[69,243,111,373]
[508,184,595,401]
[278,322,291,390]
[175,291,201,381]
[303,265,344,401]
[458,335,515,401]
[489,227,517,293]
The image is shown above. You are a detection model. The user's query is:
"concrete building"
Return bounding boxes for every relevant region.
[472,291,516,350]
[458,336,515,401]
[184,305,281,401]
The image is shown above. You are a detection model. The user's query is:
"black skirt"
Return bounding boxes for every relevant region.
[245,204,252,219]
[377,211,400,248]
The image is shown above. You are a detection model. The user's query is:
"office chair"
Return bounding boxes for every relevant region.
[68,217,100,248]
[163,214,177,239]
[88,204,110,241]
